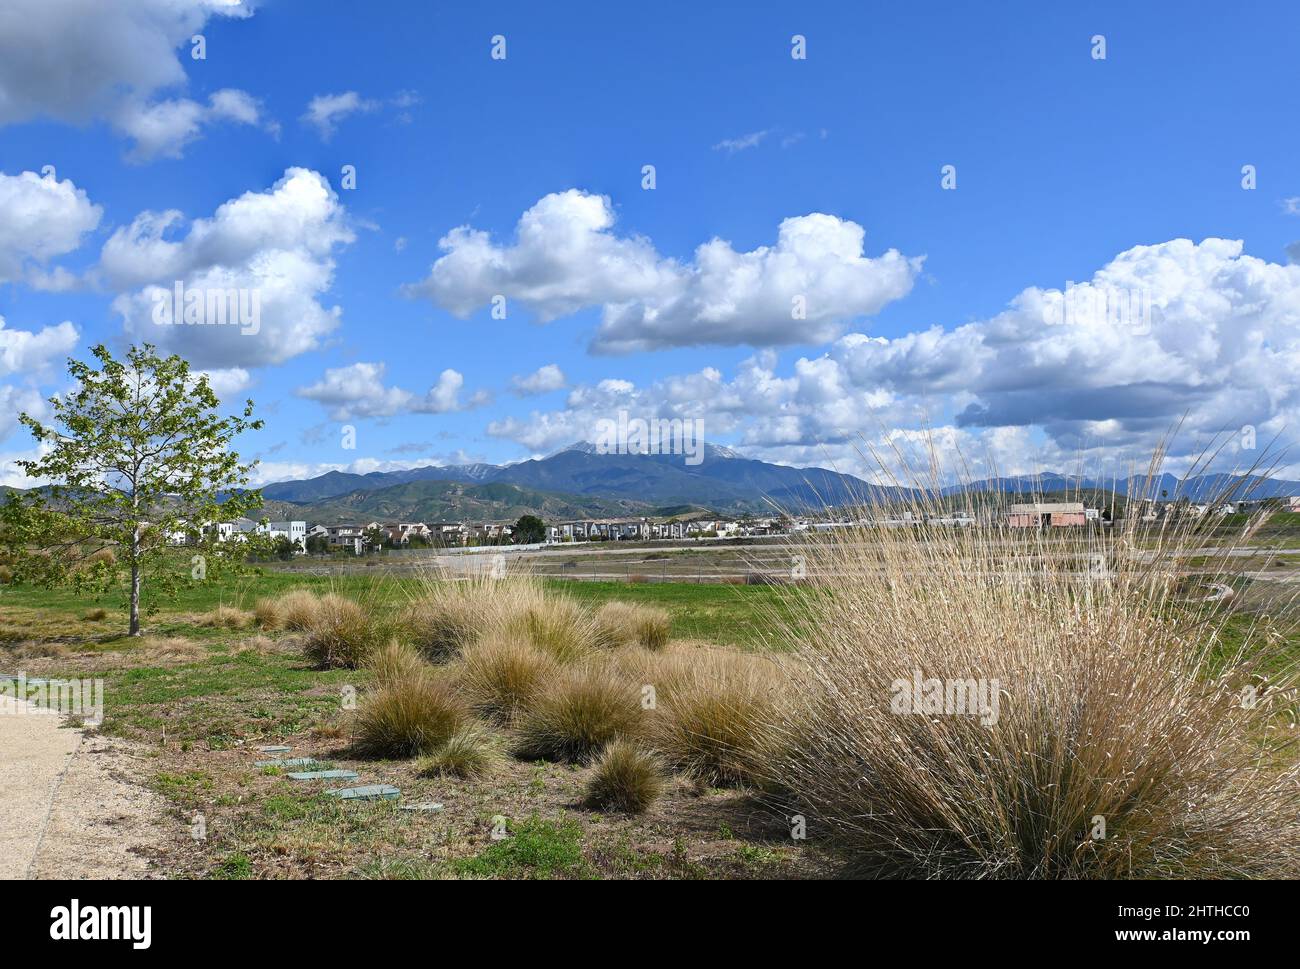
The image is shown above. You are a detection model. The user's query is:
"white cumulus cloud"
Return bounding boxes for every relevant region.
[296,362,488,421]
[511,364,566,396]
[404,189,920,353]
[0,0,267,160]
[301,91,380,140]
[0,170,101,283]
[0,316,79,378]
[483,237,1300,479]
[103,168,355,368]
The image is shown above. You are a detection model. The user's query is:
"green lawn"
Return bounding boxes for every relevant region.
[0,570,792,648]
[0,572,794,750]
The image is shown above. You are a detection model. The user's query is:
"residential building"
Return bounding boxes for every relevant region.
[429,522,469,546]
[368,521,432,546]
[1006,502,1087,527]
[307,524,368,555]
[258,520,307,551]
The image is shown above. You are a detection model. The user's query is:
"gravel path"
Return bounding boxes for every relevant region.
[0,696,168,879]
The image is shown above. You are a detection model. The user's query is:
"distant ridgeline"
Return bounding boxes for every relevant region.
[243,445,1300,524]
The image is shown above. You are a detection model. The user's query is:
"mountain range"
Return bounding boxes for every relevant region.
[255,444,1300,524]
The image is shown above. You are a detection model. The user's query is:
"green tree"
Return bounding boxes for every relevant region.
[513,514,546,544]
[305,533,329,556]
[1,344,265,636]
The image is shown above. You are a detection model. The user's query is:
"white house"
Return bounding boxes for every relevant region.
[205,517,259,542]
[258,520,306,551]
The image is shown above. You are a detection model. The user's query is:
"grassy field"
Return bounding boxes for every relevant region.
[4,548,1298,880]
[0,571,811,880]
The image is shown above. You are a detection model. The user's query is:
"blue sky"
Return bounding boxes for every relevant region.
[1,0,1298,485]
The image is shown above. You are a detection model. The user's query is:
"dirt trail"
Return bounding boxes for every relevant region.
[0,697,169,879]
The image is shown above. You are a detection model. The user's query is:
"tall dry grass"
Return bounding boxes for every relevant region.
[583,740,665,813]
[404,569,544,661]
[254,588,323,631]
[354,666,471,758]
[515,662,644,762]
[199,604,253,629]
[594,601,672,651]
[367,639,428,686]
[457,632,561,722]
[302,591,392,669]
[644,649,785,786]
[759,440,1300,878]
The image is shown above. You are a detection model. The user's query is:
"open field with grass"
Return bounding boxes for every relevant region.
[5,518,1300,881]
[0,573,814,879]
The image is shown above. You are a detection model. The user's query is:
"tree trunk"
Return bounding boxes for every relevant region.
[129,532,142,637]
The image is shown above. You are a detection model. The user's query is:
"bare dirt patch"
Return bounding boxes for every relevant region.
[31,733,177,879]
[1,700,175,880]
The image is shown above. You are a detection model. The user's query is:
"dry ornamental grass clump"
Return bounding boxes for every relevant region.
[252,597,284,629]
[79,547,117,569]
[279,589,323,631]
[594,601,672,651]
[418,726,496,778]
[404,569,544,661]
[354,667,471,758]
[515,662,644,762]
[457,632,561,722]
[646,649,784,786]
[302,593,389,669]
[255,588,326,631]
[507,596,600,664]
[200,604,253,629]
[583,740,665,813]
[366,640,427,686]
[759,440,1300,878]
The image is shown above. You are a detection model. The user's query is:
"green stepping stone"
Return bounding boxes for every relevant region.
[399,802,444,813]
[255,758,322,768]
[287,769,358,780]
[326,785,400,801]
[257,745,291,753]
